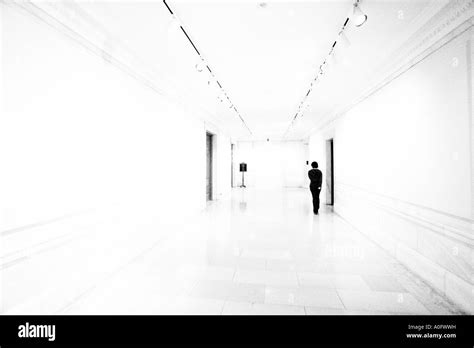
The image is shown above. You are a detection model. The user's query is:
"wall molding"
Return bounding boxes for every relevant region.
[334,182,473,312]
[307,0,474,137]
[335,182,474,246]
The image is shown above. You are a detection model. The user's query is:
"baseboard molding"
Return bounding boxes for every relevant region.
[335,183,473,313]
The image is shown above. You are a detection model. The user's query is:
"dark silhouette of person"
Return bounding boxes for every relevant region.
[308,161,322,215]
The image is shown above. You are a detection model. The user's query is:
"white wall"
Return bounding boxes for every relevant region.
[233,141,308,189]
[308,27,473,312]
[0,4,231,313]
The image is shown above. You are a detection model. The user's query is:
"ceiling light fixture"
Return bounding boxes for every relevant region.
[195,61,205,73]
[283,0,367,138]
[162,0,252,136]
[353,0,368,27]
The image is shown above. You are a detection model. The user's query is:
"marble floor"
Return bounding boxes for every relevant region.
[59,188,461,315]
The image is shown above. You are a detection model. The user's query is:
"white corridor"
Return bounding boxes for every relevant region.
[1,0,472,318]
[45,189,463,315]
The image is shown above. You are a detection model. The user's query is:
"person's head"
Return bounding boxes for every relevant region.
[311,161,318,169]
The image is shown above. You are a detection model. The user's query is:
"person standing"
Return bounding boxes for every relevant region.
[308,161,322,215]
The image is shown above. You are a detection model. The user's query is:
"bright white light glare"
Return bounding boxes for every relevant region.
[168,15,182,32]
[353,3,367,27]
[340,31,351,47]
[330,51,337,64]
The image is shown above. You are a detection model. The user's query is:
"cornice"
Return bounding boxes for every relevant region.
[307,0,473,136]
[388,0,473,72]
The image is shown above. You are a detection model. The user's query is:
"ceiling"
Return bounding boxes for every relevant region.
[77,0,434,140]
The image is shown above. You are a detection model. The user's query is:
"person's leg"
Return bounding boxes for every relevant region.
[315,188,321,213]
[310,188,318,214]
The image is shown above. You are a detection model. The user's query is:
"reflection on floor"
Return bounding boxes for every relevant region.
[60,188,461,315]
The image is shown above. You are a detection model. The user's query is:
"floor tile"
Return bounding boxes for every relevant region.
[331,275,372,291]
[265,286,344,309]
[189,279,265,303]
[305,307,395,315]
[234,270,298,287]
[362,275,406,292]
[235,257,267,270]
[337,290,430,314]
[223,301,305,315]
[297,273,334,289]
[189,279,234,300]
[241,249,292,260]
[266,259,298,272]
[226,283,266,303]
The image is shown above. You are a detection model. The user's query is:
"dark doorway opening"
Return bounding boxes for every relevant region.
[206,132,213,201]
[326,139,334,205]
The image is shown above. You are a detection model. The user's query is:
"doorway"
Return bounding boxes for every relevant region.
[206,132,213,201]
[326,139,334,205]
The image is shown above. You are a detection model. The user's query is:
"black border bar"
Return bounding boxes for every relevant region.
[0,315,472,346]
